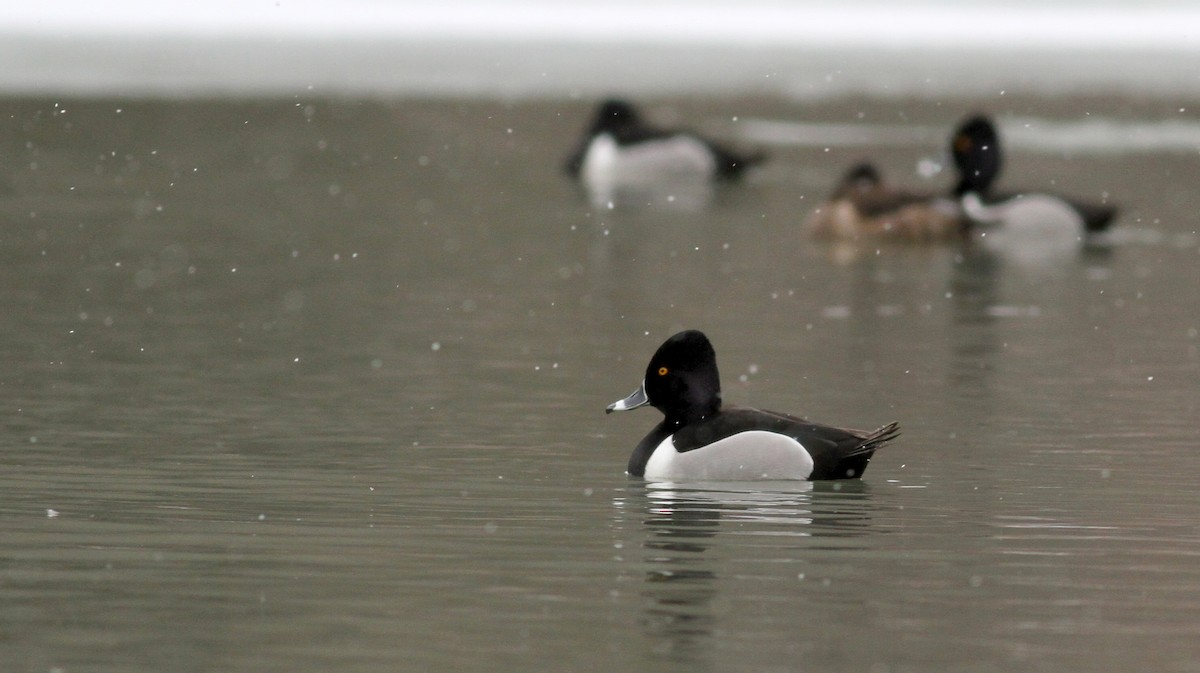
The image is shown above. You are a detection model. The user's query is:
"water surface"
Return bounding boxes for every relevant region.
[1,94,1198,671]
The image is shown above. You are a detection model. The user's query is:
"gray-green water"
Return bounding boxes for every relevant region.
[2,95,1199,672]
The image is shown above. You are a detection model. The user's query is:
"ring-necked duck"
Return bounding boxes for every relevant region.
[807,113,1117,244]
[606,330,899,481]
[564,99,765,185]
[805,161,963,241]
[951,114,1117,240]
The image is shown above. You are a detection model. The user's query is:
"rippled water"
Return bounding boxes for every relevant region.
[1,95,1198,671]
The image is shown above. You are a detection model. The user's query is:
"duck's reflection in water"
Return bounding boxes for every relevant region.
[614,481,876,663]
[640,493,720,661]
[580,177,716,212]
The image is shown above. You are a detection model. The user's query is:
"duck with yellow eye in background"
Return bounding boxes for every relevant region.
[950,114,1117,250]
[806,113,1117,247]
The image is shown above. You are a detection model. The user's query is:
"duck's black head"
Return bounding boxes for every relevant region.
[832,162,884,198]
[606,330,722,426]
[589,99,641,136]
[844,162,882,185]
[951,114,1002,196]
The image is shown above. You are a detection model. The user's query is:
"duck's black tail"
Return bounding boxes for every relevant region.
[714,146,768,179]
[1082,204,1118,233]
[847,421,901,458]
[821,421,900,480]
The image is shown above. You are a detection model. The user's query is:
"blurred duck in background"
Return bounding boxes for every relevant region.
[951,114,1118,251]
[565,99,765,208]
[804,161,962,242]
[806,113,1116,249]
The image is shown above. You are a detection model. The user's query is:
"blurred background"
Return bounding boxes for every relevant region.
[2,0,1199,98]
[2,3,1199,672]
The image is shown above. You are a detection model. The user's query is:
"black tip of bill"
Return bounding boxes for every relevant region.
[606,382,649,414]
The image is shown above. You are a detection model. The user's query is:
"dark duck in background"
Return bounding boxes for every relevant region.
[565,99,765,208]
[951,114,1117,252]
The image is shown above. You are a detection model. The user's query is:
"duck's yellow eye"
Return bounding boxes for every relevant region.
[657,367,668,376]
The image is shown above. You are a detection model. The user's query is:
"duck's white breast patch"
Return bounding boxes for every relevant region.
[643,431,814,481]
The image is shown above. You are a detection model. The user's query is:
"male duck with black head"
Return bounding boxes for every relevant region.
[951,114,1117,248]
[565,99,765,186]
[805,161,963,242]
[607,330,899,481]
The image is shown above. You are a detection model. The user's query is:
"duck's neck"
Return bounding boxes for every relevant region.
[954,160,1000,198]
[955,175,987,197]
[664,399,721,428]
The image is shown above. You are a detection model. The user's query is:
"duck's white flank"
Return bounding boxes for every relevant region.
[962,192,1087,259]
[643,430,815,481]
[580,133,717,184]
[961,192,1085,232]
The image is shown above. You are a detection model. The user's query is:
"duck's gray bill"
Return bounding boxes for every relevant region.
[606,382,649,414]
